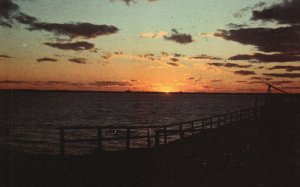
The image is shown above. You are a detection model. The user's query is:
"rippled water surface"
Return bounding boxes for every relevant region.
[0,91,265,155]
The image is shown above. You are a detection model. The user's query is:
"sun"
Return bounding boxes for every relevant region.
[159,86,174,93]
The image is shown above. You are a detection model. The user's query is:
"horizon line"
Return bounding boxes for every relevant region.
[0,88,295,95]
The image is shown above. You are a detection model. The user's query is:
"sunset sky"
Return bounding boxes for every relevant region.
[1,0,300,93]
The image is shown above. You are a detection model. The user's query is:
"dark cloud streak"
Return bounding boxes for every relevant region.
[234,70,256,76]
[89,81,132,87]
[268,66,300,72]
[190,54,222,60]
[164,29,193,44]
[229,53,300,63]
[263,73,300,78]
[37,57,58,63]
[208,62,252,68]
[44,41,94,51]
[252,0,300,25]
[68,58,87,64]
[0,54,12,58]
[29,22,118,39]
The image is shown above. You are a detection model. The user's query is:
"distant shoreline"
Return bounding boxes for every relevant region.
[0,89,287,95]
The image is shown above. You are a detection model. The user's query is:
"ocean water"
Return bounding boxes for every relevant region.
[0,91,265,155]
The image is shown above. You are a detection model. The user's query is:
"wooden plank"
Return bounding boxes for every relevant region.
[155,130,160,147]
[179,124,184,139]
[64,138,99,143]
[164,127,167,144]
[126,128,130,150]
[147,129,151,148]
[191,122,194,135]
[59,128,65,156]
[98,128,102,150]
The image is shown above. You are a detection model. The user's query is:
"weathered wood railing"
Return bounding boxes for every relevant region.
[59,107,262,156]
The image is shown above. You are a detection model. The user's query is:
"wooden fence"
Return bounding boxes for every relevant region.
[59,107,262,156]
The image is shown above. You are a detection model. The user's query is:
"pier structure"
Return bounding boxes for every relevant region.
[59,84,299,156]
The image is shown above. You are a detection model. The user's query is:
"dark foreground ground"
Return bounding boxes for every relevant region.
[1,106,300,187]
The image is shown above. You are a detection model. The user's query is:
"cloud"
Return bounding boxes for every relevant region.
[268,66,300,72]
[0,54,12,58]
[174,53,185,57]
[229,53,300,63]
[0,80,27,84]
[140,31,168,39]
[249,76,272,81]
[0,0,119,40]
[207,62,251,68]
[251,0,300,25]
[233,2,266,18]
[225,23,249,29]
[14,12,37,24]
[217,0,300,64]
[0,80,85,87]
[0,0,41,28]
[166,62,179,66]
[0,0,18,25]
[189,54,222,60]
[89,81,132,87]
[215,25,300,53]
[169,57,179,62]
[0,20,11,27]
[37,57,58,63]
[164,29,193,44]
[247,81,264,85]
[211,80,222,83]
[68,58,87,64]
[101,53,112,60]
[234,70,256,75]
[281,86,300,90]
[161,51,169,57]
[271,80,294,85]
[207,62,224,67]
[113,0,158,6]
[263,73,300,78]
[224,63,252,68]
[29,22,118,39]
[44,41,94,51]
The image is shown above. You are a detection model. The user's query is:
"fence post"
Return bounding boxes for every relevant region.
[155,130,160,147]
[147,129,151,148]
[210,117,213,129]
[164,127,167,144]
[179,124,184,139]
[59,128,65,156]
[240,111,243,120]
[126,128,130,150]
[98,128,102,150]
[217,116,220,127]
[191,122,195,135]
[230,112,233,124]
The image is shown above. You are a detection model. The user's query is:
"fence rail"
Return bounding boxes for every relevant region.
[59,107,262,156]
